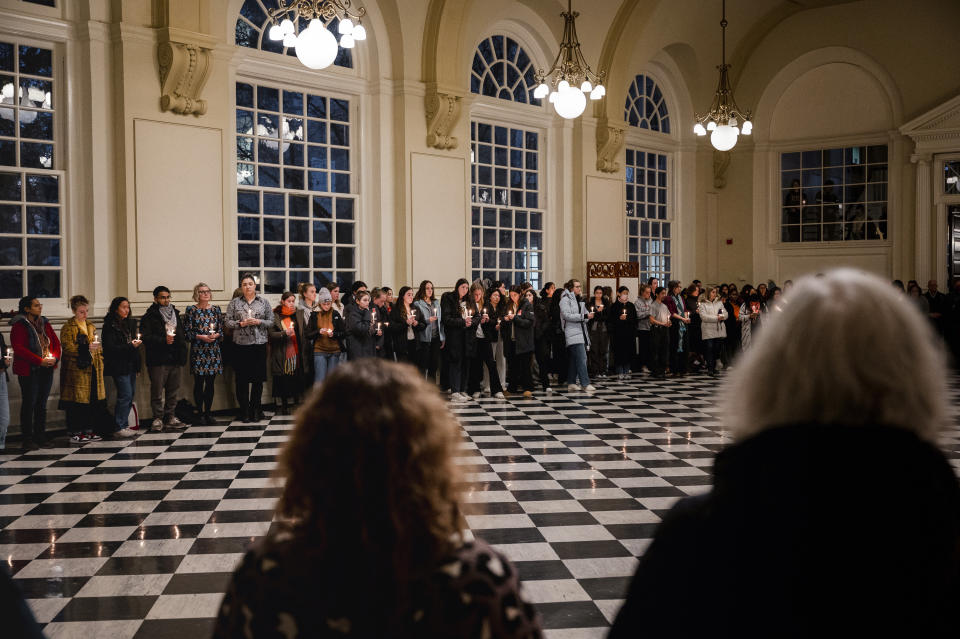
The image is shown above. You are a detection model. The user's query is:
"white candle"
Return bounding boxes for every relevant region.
[376,322,382,332]
[209,322,215,334]
[136,332,141,341]
[92,331,99,343]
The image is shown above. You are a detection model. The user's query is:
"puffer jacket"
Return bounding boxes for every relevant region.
[559,289,591,348]
[698,299,728,340]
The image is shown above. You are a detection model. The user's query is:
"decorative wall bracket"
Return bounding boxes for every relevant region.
[713,149,731,189]
[424,87,462,150]
[158,38,212,116]
[595,120,625,173]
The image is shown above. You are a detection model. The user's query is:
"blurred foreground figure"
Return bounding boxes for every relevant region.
[610,269,960,639]
[213,359,541,638]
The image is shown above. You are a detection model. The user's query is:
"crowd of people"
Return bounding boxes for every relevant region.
[0,272,957,453]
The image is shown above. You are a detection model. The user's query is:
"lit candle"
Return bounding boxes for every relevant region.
[376,322,382,332]
[92,330,99,344]
[136,332,141,341]
[209,322,215,334]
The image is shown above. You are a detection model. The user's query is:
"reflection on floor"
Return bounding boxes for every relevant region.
[2,373,959,639]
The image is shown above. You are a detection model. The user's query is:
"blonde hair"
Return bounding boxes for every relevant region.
[192,282,210,302]
[722,269,946,443]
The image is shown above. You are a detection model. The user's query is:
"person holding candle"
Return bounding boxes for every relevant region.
[698,286,728,376]
[140,285,188,432]
[0,332,10,450]
[10,295,61,450]
[634,284,653,375]
[468,285,504,399]
[648,287,672,379]
[462,282,486,399]
[533,283,556,393]
[413,280,443,383]
[607,286,638,381]
[59,295,108,443]
[185,282,223,425]
[664,280,691,377]
[295,282,318,382]
[102,296,142,437]
[306,287,345,385]
[269,292,306,415]
[344,290,378,360]
[389,286,421,364]
[225,273,274,423]
[739,291,763,351]
[441,279,472,402]
[505,287,535,397]
[559,280,595,393]
[370,288,392,360]
[586,285,610,379]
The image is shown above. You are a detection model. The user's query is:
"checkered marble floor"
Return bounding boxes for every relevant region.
[2,373,959,639]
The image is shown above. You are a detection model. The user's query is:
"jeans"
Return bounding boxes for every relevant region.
[113,373,136,430]
[18,368,54,444]
[566,343,590,387]
[148,365,181,421]
[0,374,9,449]
[314,352,340,384]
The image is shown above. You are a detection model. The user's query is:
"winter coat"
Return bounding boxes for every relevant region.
[140,303,187,367]
[10,314,61,376]
[607,301,638,365]
[559,289,590,347]
[294,307,314,377]
[102,314,142,377]
[389,303,423,355]
[479,302,500,343]
[440,292,469,360]
[534,295,552,340]
[698,299,728,340]
[507,299,535,354]
[344,304,376,360]
[59,318,105,404]
[413,299,444,343]
[268,312,306,377]
[609,423,960,638]
[304,309,346,353]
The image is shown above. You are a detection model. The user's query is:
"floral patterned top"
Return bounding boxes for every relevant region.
[213,530,542,638]
[184,305,223,375]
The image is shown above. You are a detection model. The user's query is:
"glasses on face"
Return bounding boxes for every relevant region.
[198,289,211,294]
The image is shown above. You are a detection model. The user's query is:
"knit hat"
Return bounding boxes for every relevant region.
[318,287,333,303]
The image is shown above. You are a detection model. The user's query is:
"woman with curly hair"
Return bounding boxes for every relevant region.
[214,359,541,638]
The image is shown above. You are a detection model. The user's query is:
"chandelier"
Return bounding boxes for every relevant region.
[693,0,752,151]
[266,0,367,70]
[533,0,606,120]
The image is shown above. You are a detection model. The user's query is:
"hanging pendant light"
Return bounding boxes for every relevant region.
[533,0,606,120]
[265,0,367,70]
[694,0,753,150]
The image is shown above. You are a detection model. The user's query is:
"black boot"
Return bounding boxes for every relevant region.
[204,411,219,425]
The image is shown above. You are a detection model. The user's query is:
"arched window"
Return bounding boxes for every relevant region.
[470,35,541,106]
[235,0,353,69]
[624,74,670,133]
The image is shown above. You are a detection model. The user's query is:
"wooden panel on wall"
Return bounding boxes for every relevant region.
[585,175,624,262]
[134,119,223,292]
[411,152,466,289]
[775,249,890,282]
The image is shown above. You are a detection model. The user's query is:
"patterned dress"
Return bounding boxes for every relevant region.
[184,305,223,375]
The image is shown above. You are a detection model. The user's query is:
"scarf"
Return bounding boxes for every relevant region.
[672,294,687,352]
[158,304,176,331]
[280,306,298,373]
[297,299,317,314]
[26,314,50,356]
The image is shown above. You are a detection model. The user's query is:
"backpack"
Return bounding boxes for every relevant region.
[175,398,197,424]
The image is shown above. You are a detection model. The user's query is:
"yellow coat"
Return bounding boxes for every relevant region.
[59,318,105,404]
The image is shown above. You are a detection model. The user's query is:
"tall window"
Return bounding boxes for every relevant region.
[624,74,670,133]
[625,149,669,283]
[236,81,356,292]
[469,36,544,288]
[235,0,353,69]
[780,145,888,242]
[0,40,61,299]
[624,74,671,283]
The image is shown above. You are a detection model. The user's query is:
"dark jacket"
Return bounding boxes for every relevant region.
[609,423,960,639]
[508,299,535,354]
[102,314,142,377]
[268,312,305,377]
[440,291,468,361]
[461,297,482,358]
[294,307,315,376]
[534,295,552,340]
[304,309,346,352]
[479,302,500,343]
[607,300,638,365]
[388,303,422,356]
[344,304,376,360]
[139,303,187,367]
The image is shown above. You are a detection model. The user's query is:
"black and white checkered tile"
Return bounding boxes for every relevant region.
[2,374,958,639]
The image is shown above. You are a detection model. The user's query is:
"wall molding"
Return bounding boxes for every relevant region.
[424,85,463,150]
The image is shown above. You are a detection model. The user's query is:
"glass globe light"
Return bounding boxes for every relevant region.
[341,34,355,48]
[280,19,295,34]
[533,83,549,99]
[706,120,717,131]
[710,124,739,151]
[558,80,570,92]
[295,21,339,70]
[742,120,753,135]
[580,80,592,93]
[282,33,298,48]
[268,25,283,41]
[338,18,354,34]
[353,24,367,41]
[549,91,558,104]
[554,85,586,119]
[693,122,707,136]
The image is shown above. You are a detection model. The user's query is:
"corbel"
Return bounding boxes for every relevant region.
[424,84,463,150]
[595,117,625,173]
[157,28,214,116]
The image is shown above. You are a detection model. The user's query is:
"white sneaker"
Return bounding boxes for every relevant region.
[150,418,163,432]
[546,386,554,393]
[472,392,481,399]
[165,417,187,431]
[450,393,468,403]
[583,384,597,392]
[116,428,138,438]
[567,384,580,392]
[494,392,505,399]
